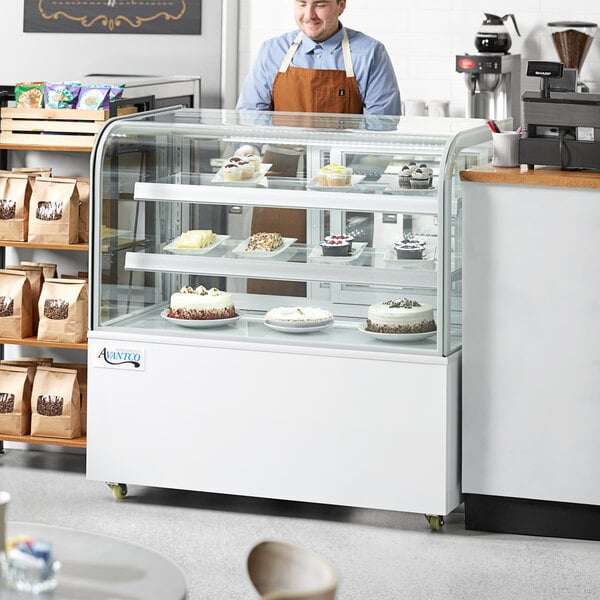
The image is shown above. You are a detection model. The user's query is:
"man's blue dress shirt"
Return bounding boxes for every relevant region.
[237,26,401,116]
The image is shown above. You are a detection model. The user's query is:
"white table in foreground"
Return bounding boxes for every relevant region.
[5,521,187,599]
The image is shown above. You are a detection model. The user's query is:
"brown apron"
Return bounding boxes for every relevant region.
[250,29,364,296]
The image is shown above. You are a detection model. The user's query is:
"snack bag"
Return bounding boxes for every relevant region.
[109,85,124,102]
[0,172,32,242]
[76,86,111,110]
[14,82,44,108]
[28,177,79,244]
[0,269,33,339]
[44,83,81,109]
[30,367,80,439]
[0,366,33,436]
[37,278,87,344]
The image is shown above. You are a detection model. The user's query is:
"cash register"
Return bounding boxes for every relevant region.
[519,60,600,170]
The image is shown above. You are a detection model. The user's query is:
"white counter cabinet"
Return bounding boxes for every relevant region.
[461,166,600,540]
[87,108,492,524]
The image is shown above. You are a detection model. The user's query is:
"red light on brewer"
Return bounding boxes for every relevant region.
[458,58,476,70]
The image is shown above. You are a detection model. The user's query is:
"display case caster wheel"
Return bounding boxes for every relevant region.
[425,514,444,531]
[106,482,128,500]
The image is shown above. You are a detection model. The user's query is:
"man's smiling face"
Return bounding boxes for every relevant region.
[294,0,346,43]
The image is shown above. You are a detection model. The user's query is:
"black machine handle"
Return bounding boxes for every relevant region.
[526,61,564,98]
[503,14,521,37]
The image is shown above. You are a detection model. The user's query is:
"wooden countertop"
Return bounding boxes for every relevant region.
[460,165,600,189]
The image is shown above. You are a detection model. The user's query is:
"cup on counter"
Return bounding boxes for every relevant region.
[403,99,427,116]
[491,131,520,167]
[427,99,450,117]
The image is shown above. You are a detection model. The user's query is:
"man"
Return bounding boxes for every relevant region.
[237,0,401,115]
[237,0,400,295]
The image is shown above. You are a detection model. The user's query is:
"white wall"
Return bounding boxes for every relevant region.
[0,1,227,107]
[237,0,600,116]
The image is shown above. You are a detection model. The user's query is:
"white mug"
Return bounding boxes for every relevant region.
[492,132,520,168]
[427,99,450,118]
[403,99,427,117]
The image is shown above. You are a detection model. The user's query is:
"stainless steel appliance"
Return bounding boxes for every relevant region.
[519,60,600,170]
[456,53,521,126]
[456,13,522,126]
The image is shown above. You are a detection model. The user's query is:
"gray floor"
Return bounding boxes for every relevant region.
[1,447,600,599]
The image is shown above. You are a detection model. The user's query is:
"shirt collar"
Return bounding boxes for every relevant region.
[299,24,344,55]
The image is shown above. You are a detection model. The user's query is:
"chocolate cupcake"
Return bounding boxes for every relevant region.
[398,165,412,188]
[410,168,430,189]
[320,238,351,256]
[394,235,426,260]
[325,234,354,250]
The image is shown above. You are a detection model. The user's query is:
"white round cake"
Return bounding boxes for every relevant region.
[265,306,333,327]
[366,298,436,334]
[168,286,236,320]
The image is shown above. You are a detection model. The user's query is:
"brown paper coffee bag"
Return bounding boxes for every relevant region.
[37,278,87,344]
[0,365,33,435]
[0,269,33,338]
[76,178,89,243]
[12,167,52,177]
[30,366,80,439]
[0,172,32,241]
[20,261,58,280]
[7,264,43,334]
[28,177,79,244]
[53,363,87,434]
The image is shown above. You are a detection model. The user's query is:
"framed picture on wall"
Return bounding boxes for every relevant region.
[24,0,202,34]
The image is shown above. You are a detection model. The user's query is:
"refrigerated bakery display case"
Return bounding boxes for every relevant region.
[87,107,492,526]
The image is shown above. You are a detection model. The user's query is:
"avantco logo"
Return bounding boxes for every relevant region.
[96,346,144,370]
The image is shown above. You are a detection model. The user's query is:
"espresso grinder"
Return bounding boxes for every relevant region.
[456,14,522,126]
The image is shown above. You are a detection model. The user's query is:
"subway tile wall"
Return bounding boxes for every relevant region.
[237,1,600,116]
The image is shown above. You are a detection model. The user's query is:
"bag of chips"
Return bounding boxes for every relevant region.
[15,82,45,108]
[44,82,81,109]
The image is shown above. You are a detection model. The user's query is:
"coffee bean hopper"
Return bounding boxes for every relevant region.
[548,21,597,92]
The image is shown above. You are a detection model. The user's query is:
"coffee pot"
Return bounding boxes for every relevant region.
[475,13,521,53]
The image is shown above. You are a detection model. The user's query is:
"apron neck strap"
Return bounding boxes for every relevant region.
[278,29,355,78]
[279,32,303,73]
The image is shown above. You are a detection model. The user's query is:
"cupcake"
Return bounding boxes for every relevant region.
[325,234,354,250]
[394,235,426,259]
[320,238,351,256]
[318,166,330,186]
[327,170,347,186]
[407,161,418,174]
[410,168,430,189]
[239,161,255,180]
[245,154,262,173]
[223,163,242,181]
[418,163,433,178]
[398,166,412,188]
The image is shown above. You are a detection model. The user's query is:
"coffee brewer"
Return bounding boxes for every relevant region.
[456,14,521,126]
